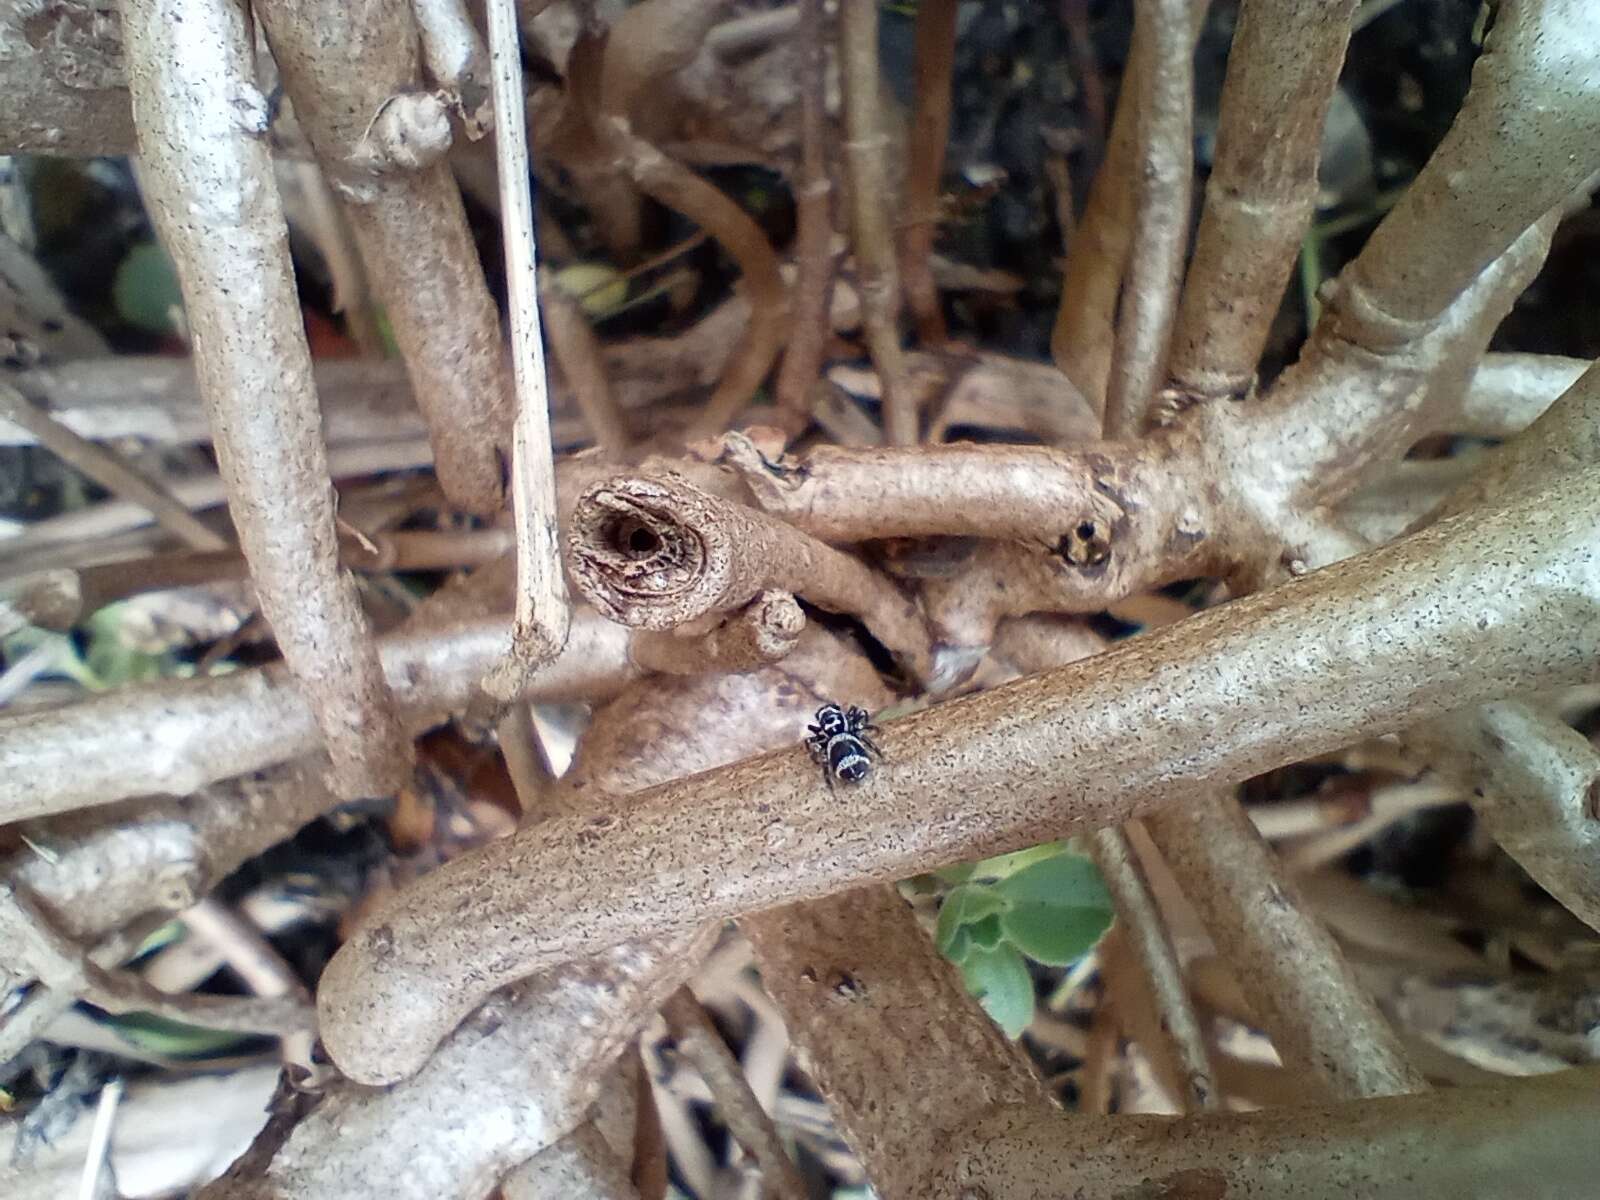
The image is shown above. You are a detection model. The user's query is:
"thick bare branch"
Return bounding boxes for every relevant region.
[742,886,1054,1200]
[1144,794,1427,1099]
[839,0,914,444]
[629,590,805,675]
[316,475,1600,1082]
[501,1124,639,1200]
[255,0,512,515]
[1103,0,1194,436]
[203,930,713,1200]
[1348,0,1600,326]
[121,0,411,799]
[567,472,932,682]
[0,611,636,822]
[924,1067,1600,1199]
[1168,0,1358,400]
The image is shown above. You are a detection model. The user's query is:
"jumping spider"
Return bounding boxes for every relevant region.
[806,702,882,793]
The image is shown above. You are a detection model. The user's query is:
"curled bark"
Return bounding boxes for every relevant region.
[255,0,512,515]
[1144,794,1427,1099]
[839,0,914,445]
[629,590,805,675]
[923,1067,1600,1199]
[316,475,1600,1083]
[567,472,931,682]
[1102,0,1194,437]
[1168,0,1358,400]
[121,0,411,799]
[412,0,493,138]
[1347,0,1600,327]
[0,611,636,822]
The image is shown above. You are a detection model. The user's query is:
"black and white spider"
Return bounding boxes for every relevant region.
[806,702,882,791]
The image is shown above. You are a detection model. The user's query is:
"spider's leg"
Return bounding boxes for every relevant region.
[859,733,884,760]
[823,765,838,799]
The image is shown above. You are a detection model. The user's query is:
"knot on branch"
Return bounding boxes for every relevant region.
[568,474,761,631]
[1056,517,1112,568]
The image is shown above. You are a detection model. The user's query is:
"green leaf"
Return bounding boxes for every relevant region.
[993,852,1111,910]
[943,924,971,963]
[999,902,1113,968]
[965,913,1005,952]
[934,883,1009,955]
[959,943,1034,1039]
[969,839,1068,881]
[933,862,976,885]
[113,241,185,335]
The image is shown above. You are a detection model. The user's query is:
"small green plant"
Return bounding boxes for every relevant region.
[932,844,1114,1038]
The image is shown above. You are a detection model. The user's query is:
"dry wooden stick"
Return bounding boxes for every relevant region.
[0,382,226,552]
[1102,0,1194,436]
[315,470,1600,1082]
[659,988,808,1200]
[1144,794,1426,1099]
[0,611,637,822]
[121,0,411,800]
[839,0,915,445]
[898,0,957,346]
[1168,0,1358,400]
[480,0,573,707]
[254,0,512,516]
[540,271,630,458]
[628,590,806,676]
[772,0,837,431]
[1090,824,1219,1111]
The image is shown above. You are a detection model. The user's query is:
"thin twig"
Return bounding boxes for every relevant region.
[772,0,837,432]
[659,987,808,1200]
[541,270,630,458]
[479,0,573,708]
[1102,0,1194,436]
[898,0,957,346]
[1090,824,1219,1112]
[839,0,915,444]
[0,381,227,552]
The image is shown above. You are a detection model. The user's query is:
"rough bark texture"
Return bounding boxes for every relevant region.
[255,0,513,515]
[316,474,1600,1083]
[121,0,411,799]
[1168,0,1358,399]
[923,1066,1600,1199]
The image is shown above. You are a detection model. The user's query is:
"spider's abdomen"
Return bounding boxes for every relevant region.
[829,738,871,784]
